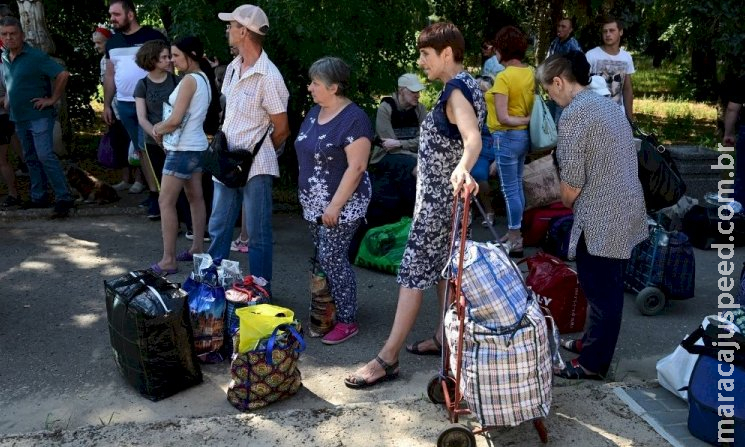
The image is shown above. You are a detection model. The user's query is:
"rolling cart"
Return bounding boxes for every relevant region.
[624,220,696,316]
[427,196,551,447]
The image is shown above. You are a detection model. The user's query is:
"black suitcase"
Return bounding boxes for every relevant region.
[682,204,745,249]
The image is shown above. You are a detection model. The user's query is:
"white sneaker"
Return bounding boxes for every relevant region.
[230,237,249,253]
[112,181,132,191]
[128,181,145,194]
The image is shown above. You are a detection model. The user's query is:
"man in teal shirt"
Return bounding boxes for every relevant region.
[1,16,73,217]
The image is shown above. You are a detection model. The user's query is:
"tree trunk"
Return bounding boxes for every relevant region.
[16,0,54,54]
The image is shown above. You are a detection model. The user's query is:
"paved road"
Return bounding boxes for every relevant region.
[0,199,737,446]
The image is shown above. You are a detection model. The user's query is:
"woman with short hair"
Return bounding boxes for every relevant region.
[345,22,485,389]
[486,25,535,256]
[294,56,373,345]
[536,51,647,379]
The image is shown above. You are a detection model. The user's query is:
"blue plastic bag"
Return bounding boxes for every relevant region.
[184,267,227,363]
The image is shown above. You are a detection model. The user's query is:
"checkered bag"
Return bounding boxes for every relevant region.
[444,298,552,427]
[625,225,695,299]
[448,240,528,332]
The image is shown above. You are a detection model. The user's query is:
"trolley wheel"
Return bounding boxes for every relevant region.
[437,424,476,447]
[427,374,456,405]
[636,286,666,316]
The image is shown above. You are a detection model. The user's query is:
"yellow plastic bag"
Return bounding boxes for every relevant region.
[236,304,295,353]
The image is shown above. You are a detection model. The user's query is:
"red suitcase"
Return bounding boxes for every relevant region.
[522,202,572,247]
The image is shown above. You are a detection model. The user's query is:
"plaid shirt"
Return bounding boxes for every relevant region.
[221,51,289,180]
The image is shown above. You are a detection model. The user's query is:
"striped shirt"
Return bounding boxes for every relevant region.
[221,51,289,180]
[557,89,647,259]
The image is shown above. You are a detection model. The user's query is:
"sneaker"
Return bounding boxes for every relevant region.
[185,230,211,242]
[321,322,359,345]
[481,212,495,227]
[505,237,524,258]
[146,199,160,220]
[138,196,151,208]
[230,237,249,253]
[112,181,132,191]
[50,200,75,219]
[128,181,145,194]
[1,195,21,208]
[20,198,52,209]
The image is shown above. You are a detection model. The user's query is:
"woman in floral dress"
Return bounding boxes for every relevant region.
[345,22,485,388]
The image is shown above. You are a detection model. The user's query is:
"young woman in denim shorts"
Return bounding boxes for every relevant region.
[150,36,218,275]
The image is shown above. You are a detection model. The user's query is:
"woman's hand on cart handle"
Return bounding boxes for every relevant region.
[451,164,479,197]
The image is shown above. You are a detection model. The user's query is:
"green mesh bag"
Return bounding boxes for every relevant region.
[354,217,412,275]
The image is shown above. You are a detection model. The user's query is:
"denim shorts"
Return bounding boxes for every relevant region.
[163,150,204,180]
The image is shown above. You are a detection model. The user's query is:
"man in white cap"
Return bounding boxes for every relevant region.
[370,73,426,164]
[208,4,290,291]
[359,73,426,240]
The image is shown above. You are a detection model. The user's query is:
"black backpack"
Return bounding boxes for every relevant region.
[195,72,221,136]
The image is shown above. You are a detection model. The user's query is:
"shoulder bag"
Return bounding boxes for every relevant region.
[630,121,686,212]
[203,127,270,188]
[529,92,558,151]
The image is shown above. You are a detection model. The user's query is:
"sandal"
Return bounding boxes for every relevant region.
[561,338,583,354]
[176,250,194,262]
[344,356,399,389]
[405,336,442,356]
[555,359,603,381]
[150,263,178,276]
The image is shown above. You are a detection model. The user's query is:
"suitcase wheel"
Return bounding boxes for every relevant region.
[635,286,666,316]
[427,374,456,405]
[437,423,476,447]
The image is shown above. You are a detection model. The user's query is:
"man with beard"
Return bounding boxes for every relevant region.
[102,0,166,195]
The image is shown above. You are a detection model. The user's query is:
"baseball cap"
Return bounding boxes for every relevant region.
[218,5,269,36]
[588,75,610,96]
[398,73,425,92]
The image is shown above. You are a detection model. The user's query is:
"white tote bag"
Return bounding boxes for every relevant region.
[656,315,741,401]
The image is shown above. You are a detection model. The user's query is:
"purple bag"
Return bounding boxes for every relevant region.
[97,121,129,169]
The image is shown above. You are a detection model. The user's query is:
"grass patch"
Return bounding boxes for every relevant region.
[632,54,718,148]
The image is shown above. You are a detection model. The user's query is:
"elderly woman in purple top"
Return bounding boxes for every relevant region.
[294,56,373,346]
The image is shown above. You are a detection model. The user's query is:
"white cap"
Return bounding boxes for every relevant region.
[398,73,425,92]
[589,75,610,96]
[218,5,269,36]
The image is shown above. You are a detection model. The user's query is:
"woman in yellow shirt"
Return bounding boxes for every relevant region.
[485,26,534,256]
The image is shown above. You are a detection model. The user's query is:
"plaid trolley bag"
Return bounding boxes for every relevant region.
[624,222,695,316]
[428,196,552,446]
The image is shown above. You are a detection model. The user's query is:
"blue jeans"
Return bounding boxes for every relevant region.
[575,234,627,376]
[208,175,274,287]
[15,116,72,203]
[471,134,495,182]
[115,100,143,151]
[493,129,529,230]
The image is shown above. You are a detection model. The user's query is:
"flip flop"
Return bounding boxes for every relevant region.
[150,263,178,276]
[176,250,194,262]
[344,356,399,389]
[555,359,603,381]
[405,336,442,356]
[561,338,583,354]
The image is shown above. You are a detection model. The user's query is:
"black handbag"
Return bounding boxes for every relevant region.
[630,121,686,212]
[203,128,270,188]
